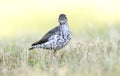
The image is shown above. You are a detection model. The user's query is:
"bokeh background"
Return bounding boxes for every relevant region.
[0,0,120,39]
[1,0,120,76]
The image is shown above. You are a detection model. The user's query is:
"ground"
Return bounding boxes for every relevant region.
[0,25,120,76]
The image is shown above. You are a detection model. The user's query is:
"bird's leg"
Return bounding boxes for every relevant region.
[53,50,57,55]
[51,50,57,66]
[52,50,57,60]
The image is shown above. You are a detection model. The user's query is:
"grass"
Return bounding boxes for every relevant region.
[0,25,120,76]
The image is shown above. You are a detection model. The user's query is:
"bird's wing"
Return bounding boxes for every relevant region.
[31,26,60,46]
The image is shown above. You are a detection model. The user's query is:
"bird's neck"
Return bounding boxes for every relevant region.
[60,22,68,26]
[60,23,70,31]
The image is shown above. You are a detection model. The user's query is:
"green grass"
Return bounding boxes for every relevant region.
[0,25,120,76]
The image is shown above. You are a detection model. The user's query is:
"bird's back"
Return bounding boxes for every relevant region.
[31,25,61,46]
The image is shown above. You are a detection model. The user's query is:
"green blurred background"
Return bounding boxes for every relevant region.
[0,0,120,39]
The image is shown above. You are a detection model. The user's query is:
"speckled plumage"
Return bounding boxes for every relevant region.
[29,14,71,52]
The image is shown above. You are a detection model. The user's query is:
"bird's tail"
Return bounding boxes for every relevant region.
[29,43,44,50]
[29,44,42,50]
[29,47,35,50]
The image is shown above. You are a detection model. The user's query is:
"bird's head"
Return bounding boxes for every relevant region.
[58,14,67,25]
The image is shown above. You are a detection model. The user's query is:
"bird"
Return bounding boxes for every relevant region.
[29,14,71,54]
